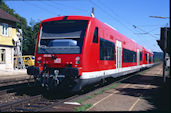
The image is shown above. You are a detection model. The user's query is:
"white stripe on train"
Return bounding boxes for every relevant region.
[80,64,153,79]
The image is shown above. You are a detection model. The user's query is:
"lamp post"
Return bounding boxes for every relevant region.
[149,16,170,82]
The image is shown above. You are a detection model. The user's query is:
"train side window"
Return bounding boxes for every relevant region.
[100,38,115,60]
[93,27,98,43]
[149,56,152,62]
[140,52,142,61]
[123,48,137,63]
[145,53,147,61]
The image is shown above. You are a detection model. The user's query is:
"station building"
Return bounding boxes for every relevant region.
[0,9,19,70]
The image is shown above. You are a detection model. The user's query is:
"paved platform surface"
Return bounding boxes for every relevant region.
[71,64,171,112]
[0,69,30,83]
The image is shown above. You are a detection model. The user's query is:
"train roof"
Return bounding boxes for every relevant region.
[41,15,93,23]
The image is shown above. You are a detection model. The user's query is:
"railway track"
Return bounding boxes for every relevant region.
[0,79,34,99]
[0,90,79,112]
[0,76,34,87]
[0,74,136,112]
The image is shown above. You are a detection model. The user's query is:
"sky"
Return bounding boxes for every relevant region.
[4,0,170,52]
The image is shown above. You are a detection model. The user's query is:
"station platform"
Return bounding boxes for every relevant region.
[71,64,171,111]
[0,69,30,83]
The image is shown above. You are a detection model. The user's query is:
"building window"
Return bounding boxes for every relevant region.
[93,27,98,43]
[0,49,6,64]
[2,23,8,36]
[100,38,115,60]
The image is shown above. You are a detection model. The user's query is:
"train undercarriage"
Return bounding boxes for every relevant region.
[27,65,80,91]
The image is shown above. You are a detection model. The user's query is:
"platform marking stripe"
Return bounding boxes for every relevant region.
[157,69,162,75]
[86,84,130,111]
[86,93,114,111]
[128,84,150,111]
[122,84,130,88]
[129,98,141,111]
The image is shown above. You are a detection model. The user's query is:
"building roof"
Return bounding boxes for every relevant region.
[0,8,20,23]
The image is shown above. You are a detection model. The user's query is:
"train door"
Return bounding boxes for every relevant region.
[116,40,122,69]
[137,49,140,66]
[147,53,149,64]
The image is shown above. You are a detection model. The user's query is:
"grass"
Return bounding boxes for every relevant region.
[94,90,104,95]
[76,95,93,104]
[75,103,92,111]
[94,82,120,95]
[76,82,121,103]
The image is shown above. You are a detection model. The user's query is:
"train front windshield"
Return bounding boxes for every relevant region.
[38,20,88,54]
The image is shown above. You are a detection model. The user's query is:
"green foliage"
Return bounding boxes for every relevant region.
[22,22,40,55]
[0,0,40,55]
[75,82,121,111]
[76,95,93,104]
[75,103,92,111]
[94,82,120,95]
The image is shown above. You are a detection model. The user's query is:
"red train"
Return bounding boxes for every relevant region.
[27,16,154,92]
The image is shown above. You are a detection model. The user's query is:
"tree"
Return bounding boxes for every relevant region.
[22,21,40,55]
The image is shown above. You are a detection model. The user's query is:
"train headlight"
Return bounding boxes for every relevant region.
[75,56,80,64]
[37,57,42,64]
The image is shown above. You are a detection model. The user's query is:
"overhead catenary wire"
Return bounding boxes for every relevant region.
[40,1,67,15]
[52,1,88,13]
[98,0,165,52]
[5,0,163,52]
[23,1,59,16]
[40,1,89,15]
[90,0,160,52]
[99,0,161,52]
[133,25,159,39]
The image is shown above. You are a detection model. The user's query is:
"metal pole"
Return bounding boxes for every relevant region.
[163,27,167,82]
[168,0,171,77]
[91,7,95,18]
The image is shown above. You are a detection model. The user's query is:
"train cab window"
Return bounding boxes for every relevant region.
[93,27,98,43]
[38,20,88,54]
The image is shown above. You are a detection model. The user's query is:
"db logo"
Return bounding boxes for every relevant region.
[54,58,61,63]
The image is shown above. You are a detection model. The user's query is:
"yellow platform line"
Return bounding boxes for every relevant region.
[129,84,150,111]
